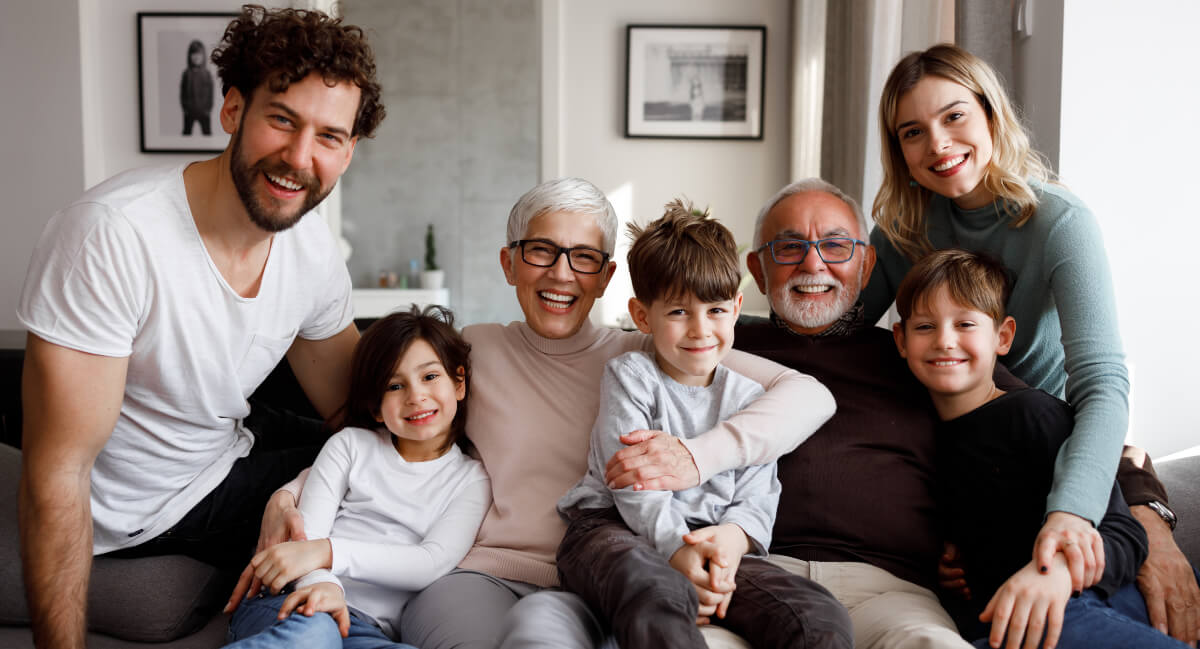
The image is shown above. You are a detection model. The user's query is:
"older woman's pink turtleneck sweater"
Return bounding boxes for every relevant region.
[457,319,833,587]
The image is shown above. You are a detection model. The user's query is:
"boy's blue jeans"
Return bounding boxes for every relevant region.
[970,582,1192,649]
[226,593,418,649]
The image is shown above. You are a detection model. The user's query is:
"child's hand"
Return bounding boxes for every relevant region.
[979,555,1071,649]
[684,524,751,601]
[249,539,333,595]
[1033,512,1104,592]
[277,582,350,638]
[938,542,971,600]
[225,493,309,613]
[675,524,752,622]
[669,540,730,625]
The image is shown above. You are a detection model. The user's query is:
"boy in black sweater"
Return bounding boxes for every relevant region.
[891,249,1187,649]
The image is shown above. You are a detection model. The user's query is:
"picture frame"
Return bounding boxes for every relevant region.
[137,12,235,153]
[625,25,766,140]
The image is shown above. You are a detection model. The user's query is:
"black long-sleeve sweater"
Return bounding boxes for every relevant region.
[936,388,1147,637]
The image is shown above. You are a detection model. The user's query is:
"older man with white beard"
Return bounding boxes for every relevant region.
[720,178,1189,649]
[729,178,971,649]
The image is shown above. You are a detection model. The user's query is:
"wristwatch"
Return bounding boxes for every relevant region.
[1145,500,1178,531]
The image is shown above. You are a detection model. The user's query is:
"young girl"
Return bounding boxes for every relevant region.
[891,249,1187,649]
[863,43,1128,590]
[223,306,491,648]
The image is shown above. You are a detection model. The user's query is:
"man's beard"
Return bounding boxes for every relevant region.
[229,126,331,233]
[770,265,864,331]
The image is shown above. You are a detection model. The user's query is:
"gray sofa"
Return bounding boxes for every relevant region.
[1,441,1197,648]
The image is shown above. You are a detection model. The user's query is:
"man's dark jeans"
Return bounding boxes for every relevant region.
[102,401,326,571]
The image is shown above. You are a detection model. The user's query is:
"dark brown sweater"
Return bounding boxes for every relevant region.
[733,320,942,588]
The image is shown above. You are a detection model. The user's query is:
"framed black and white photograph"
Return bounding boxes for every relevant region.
[625,25,766,140]
[137,12,234,153]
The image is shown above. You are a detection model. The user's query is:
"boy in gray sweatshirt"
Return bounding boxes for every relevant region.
[557,199,850,649]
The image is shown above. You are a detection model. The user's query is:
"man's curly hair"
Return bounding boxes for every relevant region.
[211,4,385,138]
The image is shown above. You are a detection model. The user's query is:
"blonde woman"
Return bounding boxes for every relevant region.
[863,43,1127,617]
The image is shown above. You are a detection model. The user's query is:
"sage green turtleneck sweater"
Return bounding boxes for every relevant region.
[863,182,1129,526]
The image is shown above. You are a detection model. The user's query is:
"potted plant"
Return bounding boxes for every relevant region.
[420,223,445,290]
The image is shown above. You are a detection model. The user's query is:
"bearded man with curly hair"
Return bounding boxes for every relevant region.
[14,6,384,647]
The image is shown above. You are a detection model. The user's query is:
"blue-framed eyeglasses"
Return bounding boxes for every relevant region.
[754,237,866,265]
[509,239,611,274]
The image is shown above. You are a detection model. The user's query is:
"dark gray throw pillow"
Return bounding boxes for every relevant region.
[0,444,232,642]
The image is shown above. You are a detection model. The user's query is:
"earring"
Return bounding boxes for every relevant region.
[909,180,918,187]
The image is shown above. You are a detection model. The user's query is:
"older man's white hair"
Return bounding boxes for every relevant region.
[753,178,870,247]
[506,177,618,255]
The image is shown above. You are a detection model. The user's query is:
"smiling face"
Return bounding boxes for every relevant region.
[894,75,995,210]
[893,286,1015,420]
[630,292,741,387]
[747,191,875,335]
[376,338,466,460]
[500,210,616,339]
[221,72,360,233]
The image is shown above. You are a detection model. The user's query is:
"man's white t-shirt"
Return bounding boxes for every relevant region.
[16,163,354,554]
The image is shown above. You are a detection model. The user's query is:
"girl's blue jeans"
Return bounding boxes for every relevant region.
[226,593,417,649]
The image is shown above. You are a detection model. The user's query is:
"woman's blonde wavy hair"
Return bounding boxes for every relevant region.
[872,44,1053,262]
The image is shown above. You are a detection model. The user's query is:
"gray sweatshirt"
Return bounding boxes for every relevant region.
[558,351,780,559]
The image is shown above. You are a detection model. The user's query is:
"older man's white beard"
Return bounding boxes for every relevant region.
[769,269,862,331]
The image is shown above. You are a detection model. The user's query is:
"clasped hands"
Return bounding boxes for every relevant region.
[608,430,744,625]
[668,523,751,626]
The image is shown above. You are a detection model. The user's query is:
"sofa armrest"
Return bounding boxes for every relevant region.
[1157,452,1200,567]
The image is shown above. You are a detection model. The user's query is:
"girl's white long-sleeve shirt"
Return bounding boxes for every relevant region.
[294,426,490,638]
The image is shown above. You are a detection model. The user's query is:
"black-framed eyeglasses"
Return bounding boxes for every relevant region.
[509,239,611,274]
[754,237,866,265]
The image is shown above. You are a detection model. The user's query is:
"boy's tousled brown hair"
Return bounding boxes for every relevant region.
[894,248,1011,326]
[212,4,386,138]
[626,198,741,305]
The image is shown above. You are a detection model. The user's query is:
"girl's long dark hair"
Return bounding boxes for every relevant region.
[330,305,472,452]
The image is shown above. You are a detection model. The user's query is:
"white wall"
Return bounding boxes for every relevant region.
[0,0,85,331]
[1058,1,1200,458]
[547,0,792,323]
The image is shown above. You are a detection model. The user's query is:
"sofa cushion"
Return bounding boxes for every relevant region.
[0,444,234,642]
[1157,452,1200,566]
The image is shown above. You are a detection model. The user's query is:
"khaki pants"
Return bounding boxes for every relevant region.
[703,556,970,649]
